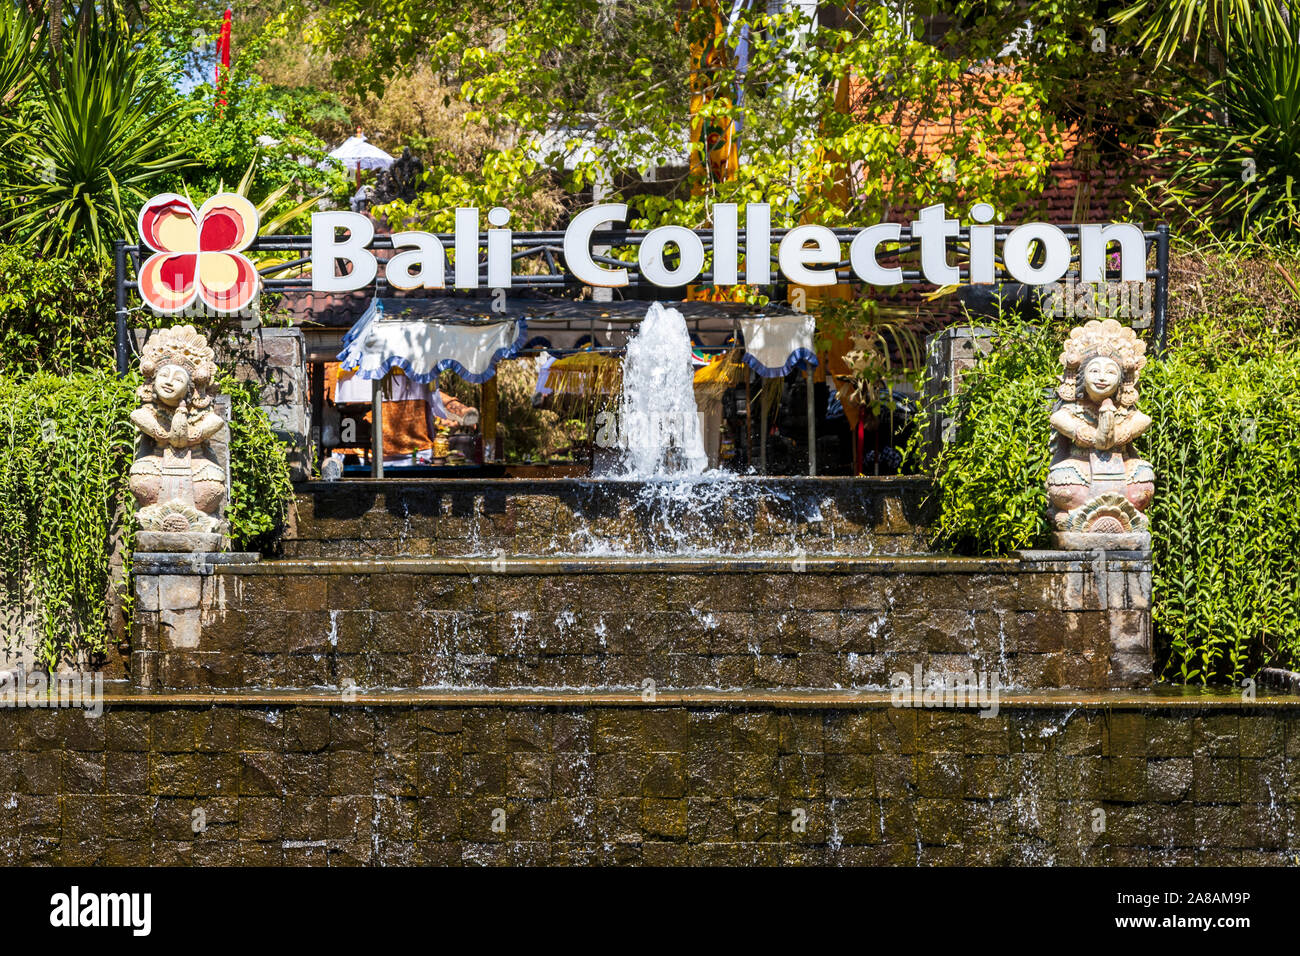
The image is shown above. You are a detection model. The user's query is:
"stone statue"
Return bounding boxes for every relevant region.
[370,147,424,206]
[129,325,228,547]
[1047,319,1154,549]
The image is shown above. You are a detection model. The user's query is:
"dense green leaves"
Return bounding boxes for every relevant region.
[1143,350,1300,683]
[920,261,1300,683]
[1146,13,1300,243]
[0,19,196,256]
[911,316,1063,555]
[0,245,116,375]
[0,369,137,665]
[301,0,1134,236]
[1114,0,1292,65]
[219,373,296,553]
[0,4,41,115]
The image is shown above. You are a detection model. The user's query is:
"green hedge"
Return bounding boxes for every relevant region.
[0,367,293,666]
[0,369,136,664]
[918,318,1300,684]
[1143,353,1300,682]
[0,245,116,375]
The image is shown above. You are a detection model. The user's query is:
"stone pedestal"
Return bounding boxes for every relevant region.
[1016,548,1153,687]
[131,550,260,689]
[1053,530,1151,551]
[136,531,229,553]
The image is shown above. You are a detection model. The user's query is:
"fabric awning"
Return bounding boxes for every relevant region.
[337,299,527,384]
[738,313,818,378]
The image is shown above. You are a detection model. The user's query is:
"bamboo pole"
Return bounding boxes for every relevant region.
[806,366,816,476]
[482,376,499,462]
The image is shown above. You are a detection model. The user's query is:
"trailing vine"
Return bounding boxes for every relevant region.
[916,271,1300,684]
[0,368,137,665]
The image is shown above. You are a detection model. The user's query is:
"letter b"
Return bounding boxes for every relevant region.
[312,212,377,292]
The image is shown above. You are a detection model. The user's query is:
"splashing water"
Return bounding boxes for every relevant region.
[617,303,709,477]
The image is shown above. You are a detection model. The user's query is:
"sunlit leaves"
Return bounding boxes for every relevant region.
[0,20,196,256]
[1146,14,1300,243]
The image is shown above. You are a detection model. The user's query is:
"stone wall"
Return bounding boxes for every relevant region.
[1,693,1295,866]
[285,477,936,558]
[215,328,311,481]
[131,551,1152,692]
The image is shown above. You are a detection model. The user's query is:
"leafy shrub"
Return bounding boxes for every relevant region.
[918,282,1300,684]
[1143,11,1300,243]
[221,373,295,552]
[911,317,1063,555]
[0,244,116,375]
[1143,348,1300,683]
[0,19,195,256]
[0,368,137,665]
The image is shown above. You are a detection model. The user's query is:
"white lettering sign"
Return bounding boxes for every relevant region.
[303,203,1147,293]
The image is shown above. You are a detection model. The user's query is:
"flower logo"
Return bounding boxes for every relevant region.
[137,193,260,314]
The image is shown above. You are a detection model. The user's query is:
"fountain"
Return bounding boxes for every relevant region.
[100,314,1182,868]
[616,303,710,478]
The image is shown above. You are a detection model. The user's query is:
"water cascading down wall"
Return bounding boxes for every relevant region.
[7,310,1297,866]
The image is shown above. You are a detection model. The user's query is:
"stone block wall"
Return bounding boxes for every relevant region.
[215,328,311,481]
[286,477,936,558]
[1,695,1295,866]
[131,551,1152,692]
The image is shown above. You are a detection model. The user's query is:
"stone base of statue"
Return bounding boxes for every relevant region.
[136,530,230,553]
[1051,491,1150,551]
[1053,530,1151,551]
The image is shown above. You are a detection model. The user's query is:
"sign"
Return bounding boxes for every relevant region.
[132,193,1150,314]
[137,193,260,315]
[309,201,1148,294]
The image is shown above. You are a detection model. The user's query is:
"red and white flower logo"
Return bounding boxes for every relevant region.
[137,193,260,314]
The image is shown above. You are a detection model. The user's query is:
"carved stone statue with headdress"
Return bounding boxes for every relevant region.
[1047,318,1155,549]
[129,325,228,545]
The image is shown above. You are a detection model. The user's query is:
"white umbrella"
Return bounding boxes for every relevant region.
[326,135,394,173]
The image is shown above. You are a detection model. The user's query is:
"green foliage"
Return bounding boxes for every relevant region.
[912,316,1062,555]
[0,18,197,256]
[218,372,295,552]
[1142,349,1300,683]
[0,4,40,115]
[374,147,564,233]
[307,0,1142,233]
[921,263,1300,682]
[0,245,116,375]
[1114,0,1292,64]
[1145,13,1300,244]
[0,368,137,666]
[148,5,350,216]
[0,365,294,666]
